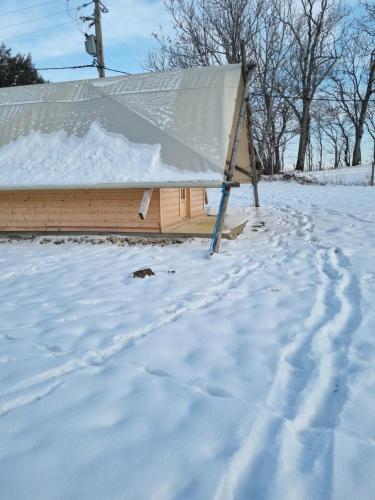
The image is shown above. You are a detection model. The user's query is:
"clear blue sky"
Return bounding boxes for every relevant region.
[0,0,169,81]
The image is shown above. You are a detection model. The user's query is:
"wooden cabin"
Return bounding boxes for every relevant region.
[0,187,205,233]
[0,64,253,236]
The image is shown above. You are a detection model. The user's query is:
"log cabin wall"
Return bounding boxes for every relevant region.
[159,188,182,230]
[160,188,205,231]
[0,187,206,234]
[0,188,162,233]
[189,188,205,218]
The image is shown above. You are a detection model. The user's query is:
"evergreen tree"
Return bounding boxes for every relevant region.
[0,44,45,88]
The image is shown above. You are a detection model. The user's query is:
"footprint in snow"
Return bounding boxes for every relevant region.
[44,344,63,353]
[3,334,17,341]
[197,384,233,399]
[144,367,173,378]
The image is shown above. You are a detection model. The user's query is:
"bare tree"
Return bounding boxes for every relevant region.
[329,19,375,165]
[277,0,346,171]
[312,99,352,169]
[362,1,375,37]
[323,123,343,169]
[145,0,264,70]
[251,0,297,174]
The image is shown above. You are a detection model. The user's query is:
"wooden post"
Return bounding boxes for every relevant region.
[210,60,255,254]
[240,40,259,208]
[371,162,375,186]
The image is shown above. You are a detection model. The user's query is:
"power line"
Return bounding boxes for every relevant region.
[0,3,91,32]
[101,66,130,75]
[33,63,130,75]
[0,0,60,16]
[2,21,74,42]
[0,9,77,30]
[35,64,96,70]
[0,10,69,31]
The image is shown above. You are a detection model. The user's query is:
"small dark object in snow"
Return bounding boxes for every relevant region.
[252,221,265,231]
[133,268,155,278]
[168,270,176,274]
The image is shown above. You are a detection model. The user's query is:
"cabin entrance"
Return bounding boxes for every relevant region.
[179,188,188,219]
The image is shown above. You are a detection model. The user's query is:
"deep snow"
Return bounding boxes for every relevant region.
[0,182,374,500]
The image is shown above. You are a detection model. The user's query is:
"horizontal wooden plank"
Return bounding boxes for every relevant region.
[0,205,160,216]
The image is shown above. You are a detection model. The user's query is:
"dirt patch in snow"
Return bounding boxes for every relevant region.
[262,173,320,184]
[0,234,185,247]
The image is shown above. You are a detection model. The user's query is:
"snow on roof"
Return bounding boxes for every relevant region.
[0,65,251,190]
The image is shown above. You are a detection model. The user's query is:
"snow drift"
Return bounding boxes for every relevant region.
[0,123,222,188]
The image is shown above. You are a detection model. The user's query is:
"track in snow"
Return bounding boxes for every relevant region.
[215,206,362,500]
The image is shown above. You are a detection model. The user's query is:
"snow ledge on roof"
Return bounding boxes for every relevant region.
[0,123,224,190]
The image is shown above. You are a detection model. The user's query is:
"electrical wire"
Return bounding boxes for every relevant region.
[35,64,96,70]
[1,1,92,41]
[66,0,94,36]
[66,0,94,21]
[0,3,91,32]
[2,21,74,42]
[0,0,60,16]
[101,66,130,75]
[0,10,70,31]
[31,64,130,75]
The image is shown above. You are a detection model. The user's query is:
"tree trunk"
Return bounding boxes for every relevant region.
[281,145,286,171]
[263,155,273,175]
[344,137,350,166]
[352,126,363,165]
[308,138,313,171]
[318,137,323,170]
[274,145,281,174]
[334,142,339,168]
[296,102,310,171]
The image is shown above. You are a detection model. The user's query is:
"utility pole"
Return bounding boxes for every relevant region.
[82,0,108,78]
[94,0,105,78]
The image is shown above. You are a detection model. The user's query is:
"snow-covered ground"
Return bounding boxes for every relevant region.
[1,182,374,500]
[295,164,374,186]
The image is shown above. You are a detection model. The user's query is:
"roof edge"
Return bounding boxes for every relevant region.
[0,180,225,191]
